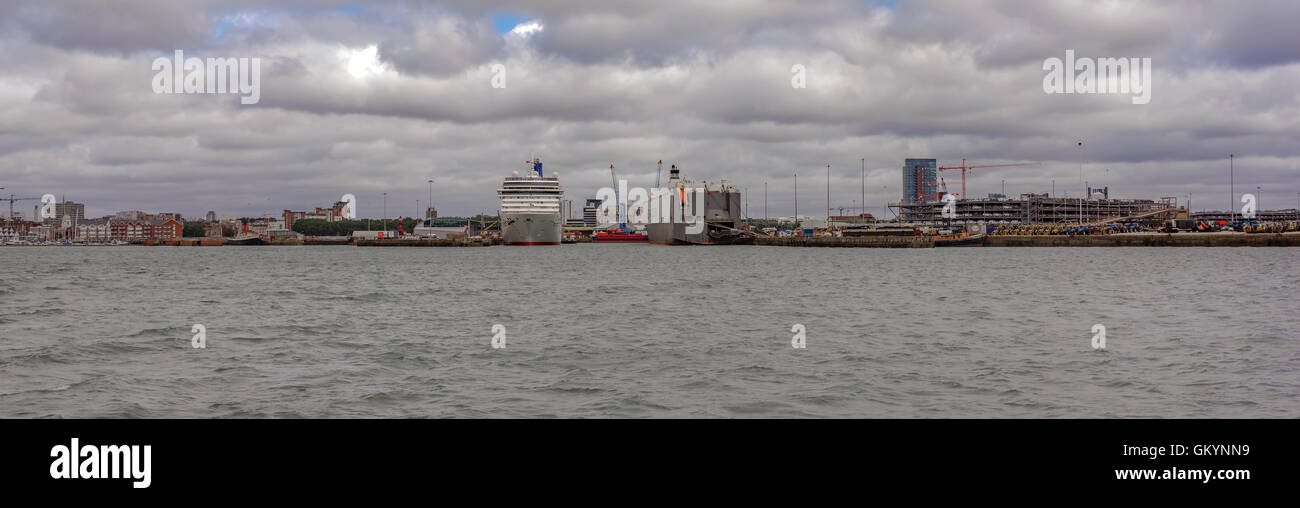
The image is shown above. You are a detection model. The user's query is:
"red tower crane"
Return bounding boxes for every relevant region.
[938,158,1040,199]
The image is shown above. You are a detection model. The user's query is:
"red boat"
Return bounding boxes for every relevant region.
[592,228,648,242]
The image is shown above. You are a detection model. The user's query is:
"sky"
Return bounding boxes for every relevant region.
[1,0,1297,219]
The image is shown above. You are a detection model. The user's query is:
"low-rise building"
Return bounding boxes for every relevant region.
[74,218,113,242]
[109,218,183,241]
[284,201,349,229]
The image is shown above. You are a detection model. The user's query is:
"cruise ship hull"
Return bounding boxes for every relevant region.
[501,212,562,245]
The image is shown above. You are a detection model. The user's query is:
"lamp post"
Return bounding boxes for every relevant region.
[1078,141,1084,224]
[427,177,435,219]
[383,192,388,232]
[1229,154,1234,222]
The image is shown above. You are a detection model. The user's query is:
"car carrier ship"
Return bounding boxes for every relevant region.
[646,164,748,245]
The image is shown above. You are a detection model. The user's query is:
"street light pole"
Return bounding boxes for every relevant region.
[1078,141,1084,224]
[1229,154,1234,222]
[383,192,388,231]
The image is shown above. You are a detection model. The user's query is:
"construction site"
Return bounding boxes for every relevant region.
[893,158,1179,225]
[896,194,1177,224]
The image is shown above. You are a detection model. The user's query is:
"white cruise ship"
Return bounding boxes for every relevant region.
[497,156,564,245]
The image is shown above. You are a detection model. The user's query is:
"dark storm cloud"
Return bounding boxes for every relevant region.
[0,0,1297,219]
[2,1,212,54]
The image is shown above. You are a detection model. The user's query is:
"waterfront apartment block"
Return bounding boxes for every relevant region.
[283,201,349,229]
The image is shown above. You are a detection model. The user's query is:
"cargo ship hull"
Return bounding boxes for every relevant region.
[501,212,561,245]
[646,187,745,245]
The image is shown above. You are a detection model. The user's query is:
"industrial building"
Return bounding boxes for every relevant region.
[894,194,1176,224]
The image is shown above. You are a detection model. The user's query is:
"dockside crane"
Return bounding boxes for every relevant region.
[938,158,1040,199]
[609,164,626,230]
[3,194,42,219]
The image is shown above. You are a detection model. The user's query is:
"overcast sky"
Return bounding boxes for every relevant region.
[1,0,1297,219]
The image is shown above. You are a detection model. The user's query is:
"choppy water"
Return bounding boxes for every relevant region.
[1,245,1297,418]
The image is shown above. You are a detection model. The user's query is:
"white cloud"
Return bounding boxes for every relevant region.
[0,0,1296,219]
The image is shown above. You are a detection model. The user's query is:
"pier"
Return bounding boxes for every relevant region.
[984,232,1300,247]
[753,236,934,248]
[356,238,496,247]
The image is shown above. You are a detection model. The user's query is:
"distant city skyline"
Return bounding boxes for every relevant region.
[1,0,1298,218]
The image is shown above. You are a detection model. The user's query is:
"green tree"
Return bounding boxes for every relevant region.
[183,221,206,237]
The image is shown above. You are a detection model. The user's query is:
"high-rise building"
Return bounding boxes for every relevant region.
[902,158,938,205]
[560,199,573,224]
[206,211,217,222]
[54,201,85,224]
[582,198,601,227]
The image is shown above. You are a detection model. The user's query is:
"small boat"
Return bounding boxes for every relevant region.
[934,231,984,247]
[592,228,648,242]
[224,234,264,246]
[706,228,751,245]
